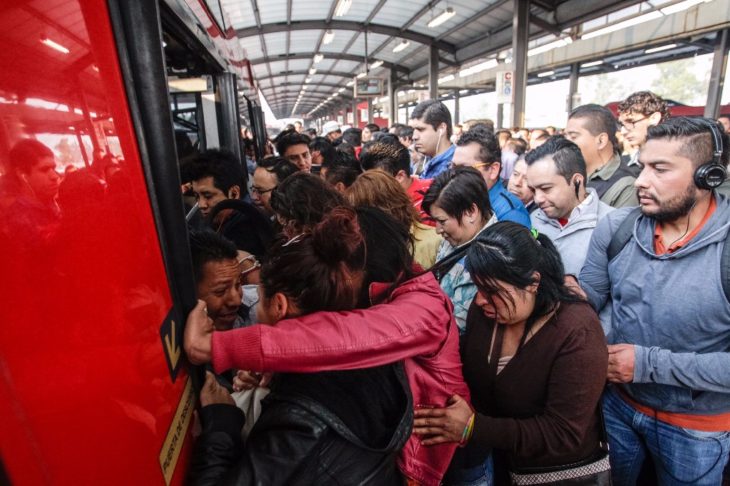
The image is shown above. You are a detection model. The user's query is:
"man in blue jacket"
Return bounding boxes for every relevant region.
[451,127,531,228]
[580,117,730,485]
[409,100,455,179]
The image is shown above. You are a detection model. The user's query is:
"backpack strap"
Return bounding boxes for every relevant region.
[721,226,730,302]
[608,205,730,302]
[431,242,472,282]
[607,207,642,262]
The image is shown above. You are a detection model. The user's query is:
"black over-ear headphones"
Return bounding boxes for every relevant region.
[694,119,727,190]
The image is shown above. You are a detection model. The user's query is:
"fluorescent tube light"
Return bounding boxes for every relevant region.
[313,53,324,63]
[537,70,555,77]
[393,40,410,53]
[335,0,352,17]
[645,43,677,54]
[428,7,455,28]
[581,60,603,68]
[370,60,383,69]
[323,30,335,44]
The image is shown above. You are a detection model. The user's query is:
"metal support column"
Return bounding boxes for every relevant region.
[511,0,529,127]
[388,68,397,126]
[352,98,358,126]
[429,45,439,100]
[567,63,580,114]
[705,29,729,119]
[454,91,460,124]
[367,98,374,124]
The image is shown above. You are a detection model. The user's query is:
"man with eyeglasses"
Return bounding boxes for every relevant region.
[617,91,670,174]
[250,156,298,218]
[450,126,531,227]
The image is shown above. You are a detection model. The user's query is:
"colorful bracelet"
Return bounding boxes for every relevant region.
[459,413,475,447]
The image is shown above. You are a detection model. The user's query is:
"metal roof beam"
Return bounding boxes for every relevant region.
[249,53,410,74]
[530,14,562,36]
[235,20,456,54]
[254,70,359,81]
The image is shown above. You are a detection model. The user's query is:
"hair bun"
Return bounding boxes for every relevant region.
[312,207,363,266]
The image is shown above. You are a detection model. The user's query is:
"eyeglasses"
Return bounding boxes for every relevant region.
[618,116,648,130]
[449,161,496,170]
[238,254,261,282]
[251,185,276,195]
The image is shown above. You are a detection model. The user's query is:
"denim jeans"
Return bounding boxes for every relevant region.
[442,454,494,486]
[602,386,730,486]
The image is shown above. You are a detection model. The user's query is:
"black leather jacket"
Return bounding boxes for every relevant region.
[188,364,412,485]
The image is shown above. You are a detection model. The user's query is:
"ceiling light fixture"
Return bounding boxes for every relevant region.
[438,74,455,84]
[309,68,317,75]
[356,72,367,79]
[305,77,312,83]
[313,53,324,63]
[581,60,603,68]
[40,35,70,54]
[393,40,410,53]
[334,0,352,17]
[323,30,335,44]
[370,60,383,69]
[338,88,345,93]
[645,43,677,54]
[346,80,355,86]
[427,7,455,28]
[537,70,555,77]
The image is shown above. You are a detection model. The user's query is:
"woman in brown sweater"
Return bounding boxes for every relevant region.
[414,222,608,485]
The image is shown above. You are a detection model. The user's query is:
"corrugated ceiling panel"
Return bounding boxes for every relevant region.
[238,36,261,56]
[291,0,336,20]
[220,0,255,29]
[258,0,288,24]
[372,0,433,28]
[345,32,390,56]
[333,0,380,23]
[288,30,320,53]
[262,32,288,55]
[409,0,492,37]
[319,31,359,54]
[314,58,337,70]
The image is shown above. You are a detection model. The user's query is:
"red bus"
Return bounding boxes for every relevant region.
[0,1,262,484]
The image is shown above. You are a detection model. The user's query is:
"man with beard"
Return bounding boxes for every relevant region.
[580,117,730,485]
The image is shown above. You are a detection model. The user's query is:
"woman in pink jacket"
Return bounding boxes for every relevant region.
[186,208,470,486]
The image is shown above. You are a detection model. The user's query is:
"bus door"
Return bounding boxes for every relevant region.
[0,0,206,483]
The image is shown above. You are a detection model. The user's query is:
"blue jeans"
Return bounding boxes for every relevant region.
[442,454,493,486]
[602,386,730,486]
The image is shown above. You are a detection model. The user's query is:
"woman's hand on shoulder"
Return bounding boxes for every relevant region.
[413,394,472,446]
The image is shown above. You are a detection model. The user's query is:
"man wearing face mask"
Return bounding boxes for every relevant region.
[409,100,455,180]
[526,136,614,276]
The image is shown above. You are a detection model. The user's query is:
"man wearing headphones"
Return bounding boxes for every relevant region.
[525,136,614,276]
[580,117,730,485]
[409,100,455,180]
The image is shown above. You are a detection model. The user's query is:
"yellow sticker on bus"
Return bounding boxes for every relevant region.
[159,378,195,484]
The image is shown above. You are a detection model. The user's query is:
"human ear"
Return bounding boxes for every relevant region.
[272,293,289,321]
[648,112,662,126]
[228,185,241,199]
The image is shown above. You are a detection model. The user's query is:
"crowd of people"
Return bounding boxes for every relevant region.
[3,55,729,483]
[178,88,730,486]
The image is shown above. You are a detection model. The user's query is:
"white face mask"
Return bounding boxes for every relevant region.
[242,284,259,307]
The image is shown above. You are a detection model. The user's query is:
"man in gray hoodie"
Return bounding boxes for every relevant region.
[526,136,614,276]
[580,117,730,485]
